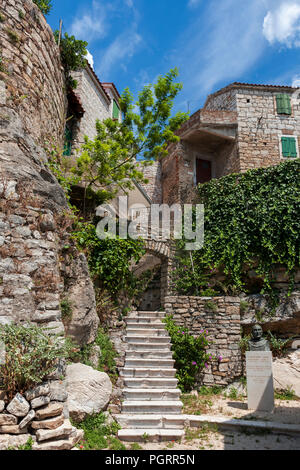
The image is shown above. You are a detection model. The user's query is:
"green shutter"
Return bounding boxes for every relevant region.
[281,137,297,158]
[113,100,120,120]
[276,94,291,115]
[63,127,72,156]
[289,137,297,158]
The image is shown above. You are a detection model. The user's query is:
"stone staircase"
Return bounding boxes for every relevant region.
[116,311,185,443]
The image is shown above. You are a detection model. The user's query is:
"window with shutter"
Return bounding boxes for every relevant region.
[276,94,292,115]
[112,100,120,120]
[281,136,298,158]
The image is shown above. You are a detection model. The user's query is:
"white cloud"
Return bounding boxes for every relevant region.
[292,75,300,86]
[169,0,268,108]
[70,1,107,43]
[85,50,94,69]
[97,30,142,79]
[263,1,300,47]
[188,0,201,7]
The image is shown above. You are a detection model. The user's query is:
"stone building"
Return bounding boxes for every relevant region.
[64,62,122,157]
[162,82,300,205]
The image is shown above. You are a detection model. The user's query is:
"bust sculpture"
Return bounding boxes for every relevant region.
[248,324,270,351]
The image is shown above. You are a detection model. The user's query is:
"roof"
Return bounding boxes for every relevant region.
[101,82,121,100]
[85,61,111,104]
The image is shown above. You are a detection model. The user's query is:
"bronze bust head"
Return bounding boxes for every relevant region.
[248,324,270,352]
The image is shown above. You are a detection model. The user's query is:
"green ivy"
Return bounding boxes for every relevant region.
[72,222,145,296]
[177,160,300,295]
[163,315,214,392]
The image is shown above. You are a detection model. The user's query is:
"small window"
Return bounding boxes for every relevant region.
[63,126,72,156]
[276,94,292,115]
[112,100,120,120]
[281,136,298,158]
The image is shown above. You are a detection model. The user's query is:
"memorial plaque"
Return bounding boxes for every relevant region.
[246,351,274,412]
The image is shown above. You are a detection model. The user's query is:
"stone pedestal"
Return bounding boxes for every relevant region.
[246,351,274,412]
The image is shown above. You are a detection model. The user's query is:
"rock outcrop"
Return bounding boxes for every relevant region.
[66,363,112,422]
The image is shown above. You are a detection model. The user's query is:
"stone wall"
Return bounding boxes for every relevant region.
[140,161,162,204]
[164,296,242,386]
[204,89,237,111]
[0,0,66,146]
[0,0,99,343]
[71,66,111,148]
[236,89,300,171]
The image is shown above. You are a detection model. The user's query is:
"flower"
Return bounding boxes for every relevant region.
[218,356,223,362]
[192,361,197,365]
[205,363,208,369]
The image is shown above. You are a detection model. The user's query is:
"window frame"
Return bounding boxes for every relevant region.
[279,135,299,160]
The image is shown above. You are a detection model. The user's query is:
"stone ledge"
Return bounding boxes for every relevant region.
[182,414,300,435]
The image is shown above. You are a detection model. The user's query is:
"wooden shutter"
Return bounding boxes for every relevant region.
[113,100,120,120]
[281,137,297,158]
[289,137,297,157]
[276,94,291,115]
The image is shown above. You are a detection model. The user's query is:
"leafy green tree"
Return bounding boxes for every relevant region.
[33,0,52,15]
[73,68,189,197]
[54,31,88,89]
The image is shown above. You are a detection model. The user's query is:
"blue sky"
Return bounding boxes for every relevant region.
[48,0,300,114]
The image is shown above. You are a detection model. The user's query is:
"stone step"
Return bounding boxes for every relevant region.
[122,400,183,414]
[126,317,165,325]
[126,328,169,337]
[125,342,171,351]
[123,388,181,401]
[125,358,175,368]
[124,378,178,389]
[115,414,185,429]
[125,336,170,344]
[126,350,173,359]
[129,311,166,319]
[126,322,165,329]
[118,428,184,442]
[120,368,176,378]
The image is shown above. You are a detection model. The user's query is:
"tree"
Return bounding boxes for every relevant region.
[54,31,88,89]
[33,0,52,15]
[73,68,189,200]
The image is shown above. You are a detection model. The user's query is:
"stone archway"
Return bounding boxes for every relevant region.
[132,239,172,311]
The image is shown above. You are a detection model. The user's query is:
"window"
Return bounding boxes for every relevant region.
[112,100,120,120]
[281,136,298,158]
[276,94,292,115]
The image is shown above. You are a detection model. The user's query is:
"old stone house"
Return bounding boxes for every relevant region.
[162,82,300,205]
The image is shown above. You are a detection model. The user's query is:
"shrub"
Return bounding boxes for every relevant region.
[163,315,213,392]
[0,323,71,399]
[32,0,52,15]
[267,331,289,357]
[72,412,121,450]
[54,31,88,89]
[60,298,73,322]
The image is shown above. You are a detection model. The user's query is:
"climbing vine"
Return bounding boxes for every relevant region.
[174,160,300,295]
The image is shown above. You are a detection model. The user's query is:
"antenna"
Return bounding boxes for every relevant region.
[58,19,63,47]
